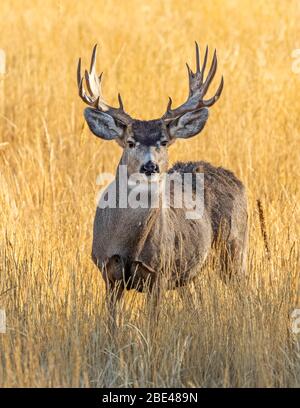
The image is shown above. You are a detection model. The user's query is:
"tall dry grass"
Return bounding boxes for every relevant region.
[0,0,299,387]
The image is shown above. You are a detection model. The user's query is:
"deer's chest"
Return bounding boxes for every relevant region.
[93,206,212,286]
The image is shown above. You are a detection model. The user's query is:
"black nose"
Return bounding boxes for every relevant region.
[140,161,160,175]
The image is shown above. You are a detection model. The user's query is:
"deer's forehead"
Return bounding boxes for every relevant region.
[130,120,166,146]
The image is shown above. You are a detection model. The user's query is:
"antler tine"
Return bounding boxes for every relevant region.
[200,45,208,83]
[202,76,224,107]
[195,41,200,73]
[84,69,94,97]
[77,53,98,107]
[77,58,82,88]
[77,45,132,124]
[186,63,194,97]
[118,93,124,110]
[78,77,94,105]
[201,49,218,97]
[89,44,97,74]
[164,96,173,114]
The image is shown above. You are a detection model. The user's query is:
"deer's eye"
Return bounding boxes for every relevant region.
[127,141,136,149]
[160,140,168,147]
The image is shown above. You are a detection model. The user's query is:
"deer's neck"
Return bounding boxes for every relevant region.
[114,164,166,211]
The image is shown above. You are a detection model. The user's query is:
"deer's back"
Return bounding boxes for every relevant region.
[169,161,247,243]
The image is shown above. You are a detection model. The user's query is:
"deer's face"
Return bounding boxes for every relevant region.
[120,120,172,179]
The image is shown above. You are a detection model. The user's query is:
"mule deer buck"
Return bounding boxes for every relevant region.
[77,43,248,323]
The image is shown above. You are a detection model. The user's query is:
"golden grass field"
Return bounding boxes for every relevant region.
[0,0,299,387]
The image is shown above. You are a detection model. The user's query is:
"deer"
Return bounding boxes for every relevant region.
[77,43,248,325]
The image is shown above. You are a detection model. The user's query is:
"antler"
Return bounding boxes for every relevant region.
[77,44,132,125]
[162,42,224,122]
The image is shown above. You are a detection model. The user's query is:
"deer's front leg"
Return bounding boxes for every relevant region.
[102,254,126,331]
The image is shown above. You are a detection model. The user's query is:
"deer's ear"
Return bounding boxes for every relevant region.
[168,108,209,139]
[84,108,126,140]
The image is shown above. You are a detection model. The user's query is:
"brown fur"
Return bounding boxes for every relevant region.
[92,158,248,292]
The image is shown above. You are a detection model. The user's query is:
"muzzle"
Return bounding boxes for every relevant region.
[140,160,160,176]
